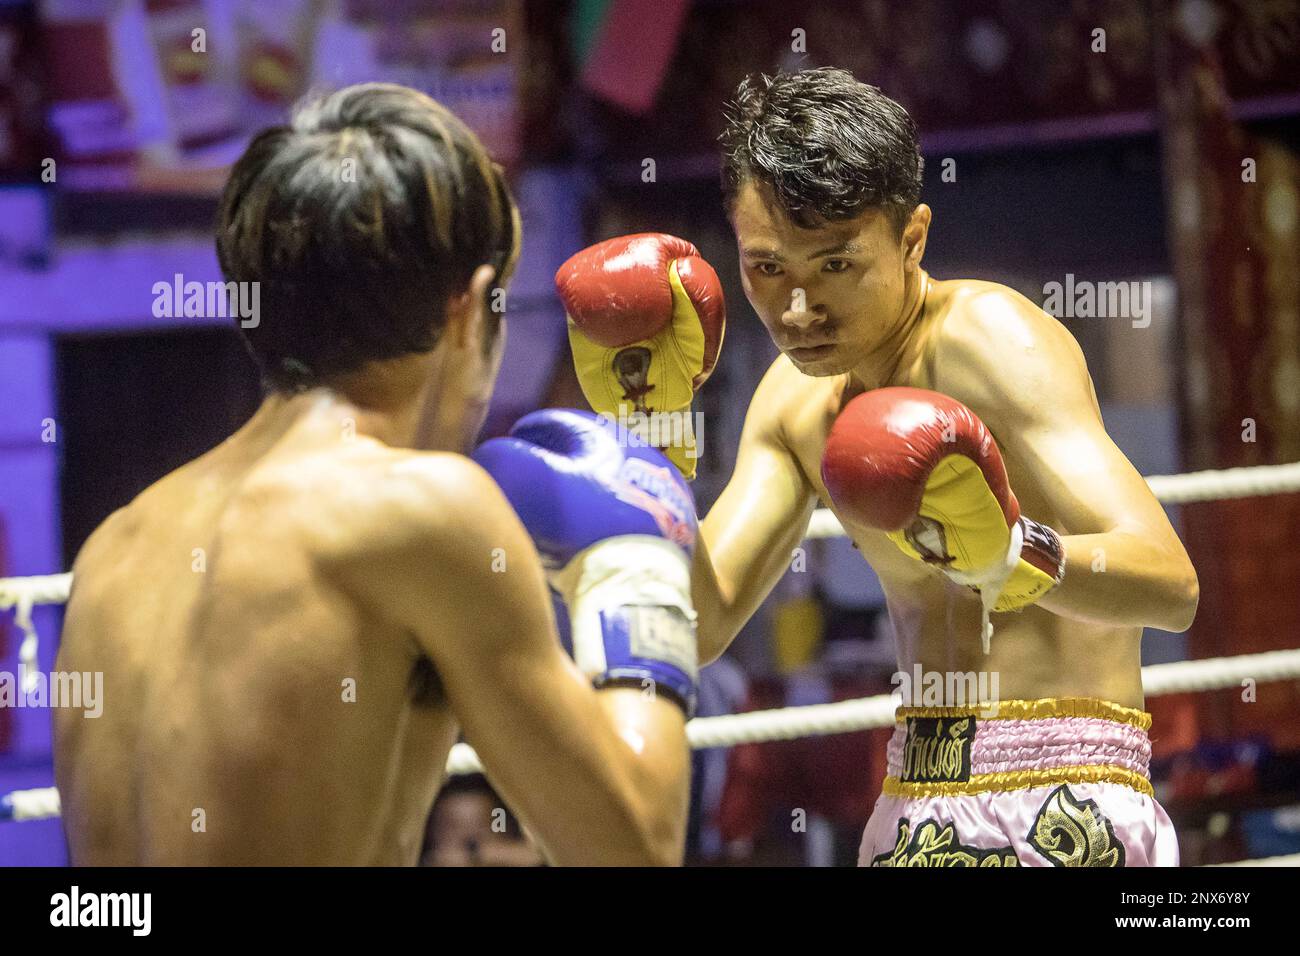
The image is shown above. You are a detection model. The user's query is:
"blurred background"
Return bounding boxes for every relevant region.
[0,0,1298,866]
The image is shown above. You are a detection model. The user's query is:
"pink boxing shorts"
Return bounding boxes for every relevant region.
[859,698,1178,867]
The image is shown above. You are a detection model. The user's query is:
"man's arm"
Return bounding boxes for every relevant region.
[934,288,1199,632]
[355,455,689,866]
[556,232,805,661]
[695,358,819,663]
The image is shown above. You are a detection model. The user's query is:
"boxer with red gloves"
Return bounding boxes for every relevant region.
[555,69,1198,866]
[557,233,726,480]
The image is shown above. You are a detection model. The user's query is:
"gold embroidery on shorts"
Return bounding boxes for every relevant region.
[1028,785,1126,867]
[882,764,1154,799]
[900,716,975,784]
[896,697,1151,730]
[871,818,1018,867]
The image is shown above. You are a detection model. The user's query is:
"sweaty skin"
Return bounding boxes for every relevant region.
[55,269,689,867]
[693,183,1198,707]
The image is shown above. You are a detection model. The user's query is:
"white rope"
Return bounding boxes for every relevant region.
[678,650,1300,746]
[1142,649,1300,696]
[5,647,1300,822]
[0,573,73,607]
[804,460,1300,539]
[689,694,900,749]
[3,460,1300,824]
[806,507,850,540]
[1145,461,1300,505]
[0,573,70,694]
[0,787,62,822]
[446,743,482,777]
[3,463,1297,604]
[694,649,1300,744]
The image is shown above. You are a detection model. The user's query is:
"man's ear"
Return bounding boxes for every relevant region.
[447,264,499,350]
[903,204,931,269]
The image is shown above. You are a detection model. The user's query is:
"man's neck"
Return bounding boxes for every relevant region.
[849,267,930,392]
[238,358,437,454]
[233,388,418,453]
[325,351,482,454]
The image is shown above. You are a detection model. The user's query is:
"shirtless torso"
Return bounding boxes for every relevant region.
[56,404,455,865]
[57,374,696,867]
[696,273,1195,708]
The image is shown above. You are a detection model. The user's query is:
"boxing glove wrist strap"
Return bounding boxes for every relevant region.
[551,536,699,716]
[1016,516,1066,586]
[940,516,1066,654]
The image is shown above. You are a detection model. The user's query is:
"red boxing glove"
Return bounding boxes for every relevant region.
[821,387,1065,651]
[557,233,725,479]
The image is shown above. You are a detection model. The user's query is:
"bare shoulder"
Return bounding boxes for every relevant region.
[316,446,517,567]
[72,504,133,566]
[67,503,137,603]
[318,444,553,656]
[750,353,802,415]
[748,353,833,438]
[935,280,1081,357]
[930,279,1093,426]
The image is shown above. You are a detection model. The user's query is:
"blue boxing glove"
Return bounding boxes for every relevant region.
[472,409,699,714]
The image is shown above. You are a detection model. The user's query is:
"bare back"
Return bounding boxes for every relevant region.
[55,414,455,865]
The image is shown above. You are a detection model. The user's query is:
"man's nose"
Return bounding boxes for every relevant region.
[779,292,826,330]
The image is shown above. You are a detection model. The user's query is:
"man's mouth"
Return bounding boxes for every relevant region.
[787,342,837,361]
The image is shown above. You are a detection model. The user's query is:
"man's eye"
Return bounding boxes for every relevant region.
[824,259,851,273]
[754,262,782,277]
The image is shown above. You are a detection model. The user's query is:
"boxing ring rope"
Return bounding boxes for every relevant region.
[0,573,73,694]
[806,460,1300,538]
[5,647,1300,824]
[4,460,1300,864]
[3,461,1299,613]
[0,787,61,823]
[438,647,1300,772]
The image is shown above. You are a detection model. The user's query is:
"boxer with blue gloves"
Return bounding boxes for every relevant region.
[55,84,693,867]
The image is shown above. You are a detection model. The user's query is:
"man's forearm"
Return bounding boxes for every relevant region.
[693,497,819,663]
[590,688,690,866]
[1036,530,1199,632]
[691,531,737,666]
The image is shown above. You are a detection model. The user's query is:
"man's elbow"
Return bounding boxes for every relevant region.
[698,628,730,668]
[692,577,737,667]
[644,816,687,867]
[695,599,743,667]
[630,758,689,866]
[629,801,686,866]
[1158,565,1200,633]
